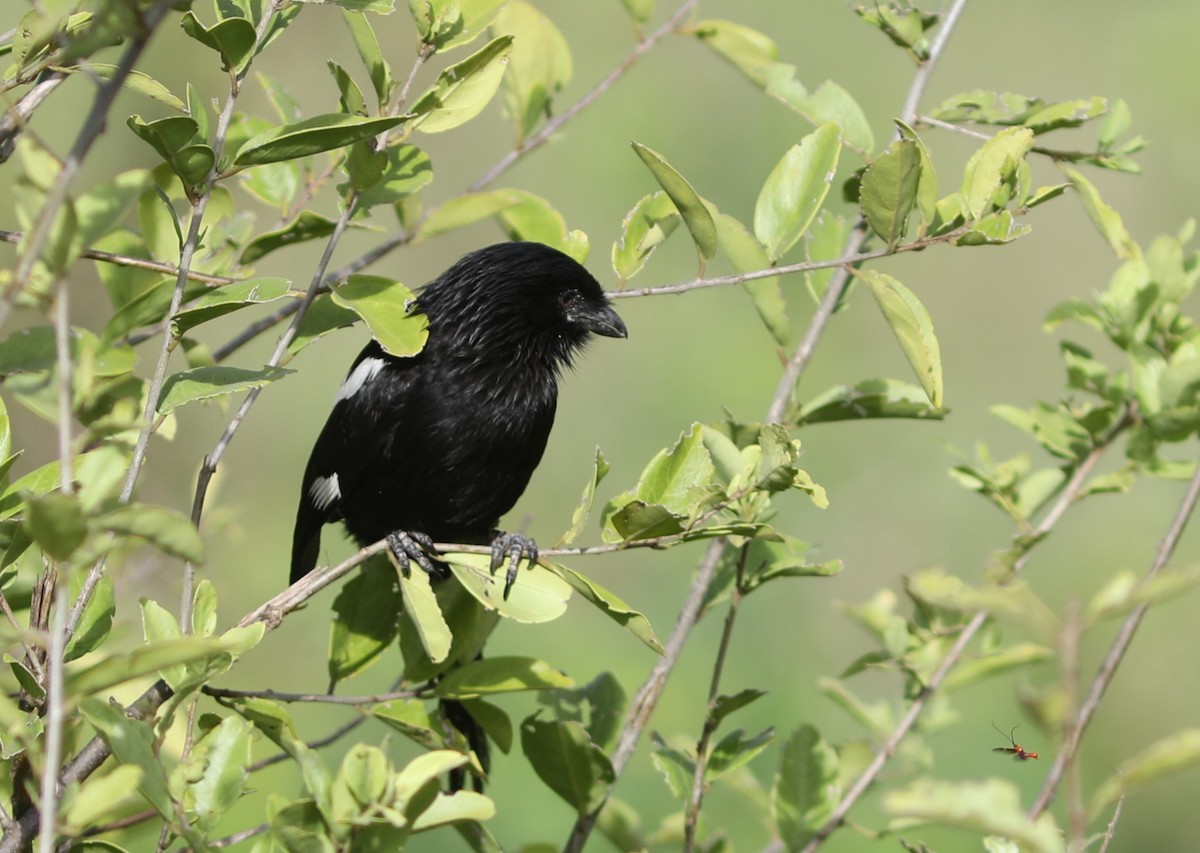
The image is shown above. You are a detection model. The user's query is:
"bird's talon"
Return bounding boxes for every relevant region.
[387,530,442,579]
[489,531,538,600]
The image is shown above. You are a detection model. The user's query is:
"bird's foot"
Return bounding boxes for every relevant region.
[490,531,538,600]
[386,530,444,579]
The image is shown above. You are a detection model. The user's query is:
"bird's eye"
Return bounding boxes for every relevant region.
[559,291,578,310]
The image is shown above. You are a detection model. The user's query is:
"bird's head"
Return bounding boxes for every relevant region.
[415,242,627,369]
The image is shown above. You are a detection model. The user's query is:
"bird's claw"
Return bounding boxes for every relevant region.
[387,530,444,579]
[489,531,538,600]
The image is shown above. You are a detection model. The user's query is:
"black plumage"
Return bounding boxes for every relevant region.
[290,241,627,589]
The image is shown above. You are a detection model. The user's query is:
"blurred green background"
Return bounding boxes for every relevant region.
[3,1,1200,850]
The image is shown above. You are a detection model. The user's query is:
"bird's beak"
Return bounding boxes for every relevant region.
[570,300,628,339]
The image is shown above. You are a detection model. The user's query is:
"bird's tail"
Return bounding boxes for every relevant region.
[290,502,322,585]
[440,698,490,792]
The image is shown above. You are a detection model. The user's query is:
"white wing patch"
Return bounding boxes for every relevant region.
[335,357,385,403]
[309,473,341,511]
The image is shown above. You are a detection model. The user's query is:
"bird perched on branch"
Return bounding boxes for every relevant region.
[290,241,627,592]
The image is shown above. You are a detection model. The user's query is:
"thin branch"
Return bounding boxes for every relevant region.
[1029,456,1200,819]
[35,583,67,853]
[207,823,268,849]
[0,230,239,285]
[684,544,749,851]
[1096,795,1125,853]
[0,71,68,162]
[53,282,74,495]
[203,685,418,705]
[248,709,374,773]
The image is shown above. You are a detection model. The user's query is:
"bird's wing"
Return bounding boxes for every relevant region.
[290,342,418,582]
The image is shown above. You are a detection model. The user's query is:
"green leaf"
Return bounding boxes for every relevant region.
[397,558,452,664]
[61,764,144,836]
[885,778,1065,853]
[342,10,392,105]
[556,449,609,547]
[558,567,663,654]
[715,212,789,346]
[942,643,1054,690]
[1063,166,1140,260]
[710,689,767,730]
[180,12,256,73]
[288,293,359,355]
[0,459,62,519]
[495,1,572,144]
[793,378,946,425]
[416,189,523,240]
[611,191,681,282]
[435,656,573,698]
[68,637,230,698]
[234,113,406,167]
[650,732,695,799]
[860,139,921,250]
[539,672,626,753]
[349,144,433,209]
[24,491,86,561]
[755,123,842,261]
[64,572,114,662]
[771,725,838,849]
[708,726,774,778]
[460,698,513,754]
[240,214,346,265]
[630,142,716,261]
[75,169,152,250]
[171,277,292,334]
[602,423,718,542]
[412,789,496,830]
[126,115,200,165]
[157,365,293,414]
[520,716,614,816]
[444,552,572,623]
[959,127,1034,220]
[685,19,779,86]
[1089,729,1200,821]
[861,270,943,408]
[411,36,514,133]
[955,210,1032,246]
[494,190,587,261]
[80,698,174,819]
[765,67,874,157]
[175,715,254,831]
[97,504,204,563]
[328,558,399,684]
[329,275,429,357]
[409,0,507,49]
[372,699,445,751]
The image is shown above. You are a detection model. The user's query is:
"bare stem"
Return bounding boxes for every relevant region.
[684,544,749,851]
[1029,455,1200,819]
[35,583,67,853]
[203,685,418,705]
[0,230,238,285]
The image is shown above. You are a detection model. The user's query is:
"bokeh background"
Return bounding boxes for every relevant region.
[2,1,1200,850]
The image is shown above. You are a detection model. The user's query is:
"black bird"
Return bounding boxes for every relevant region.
[290,241,627,591]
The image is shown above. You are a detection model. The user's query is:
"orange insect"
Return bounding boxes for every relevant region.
[992,722,1039,760]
